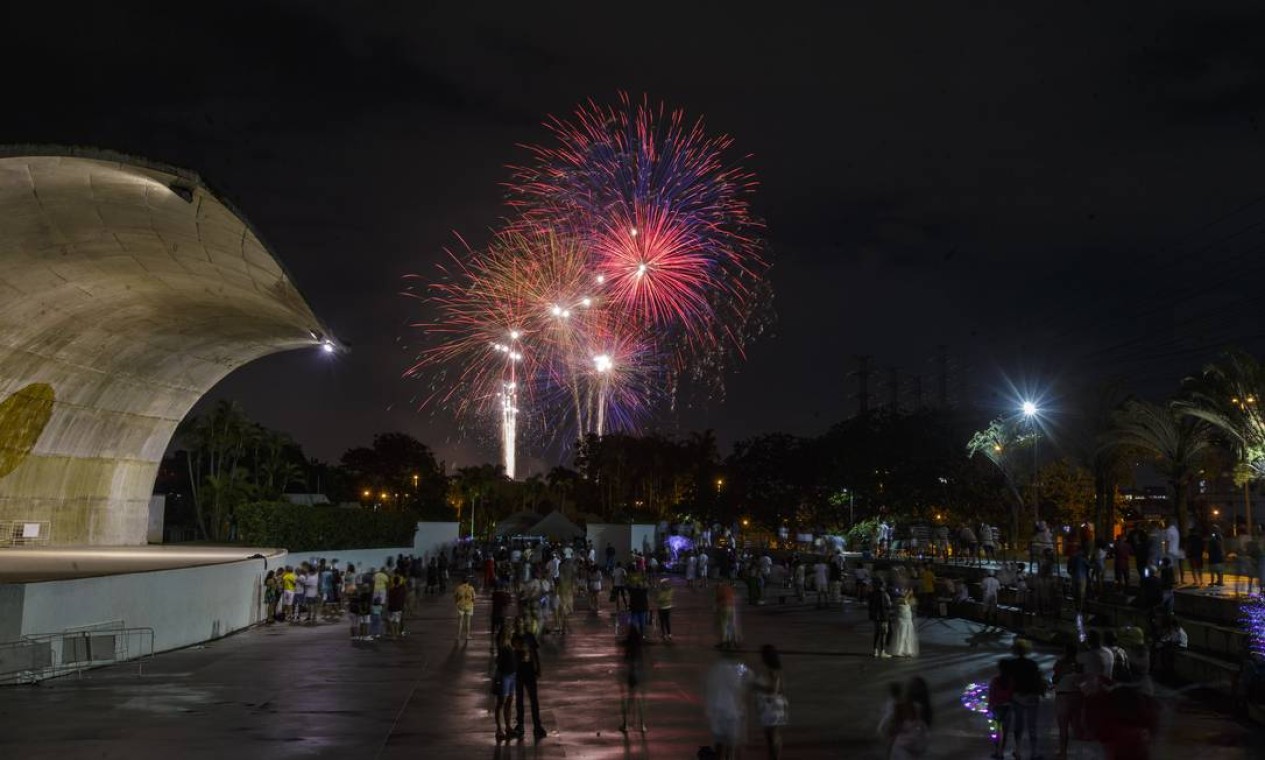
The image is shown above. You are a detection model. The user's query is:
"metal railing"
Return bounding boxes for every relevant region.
[0,520,51,546]
[0,625,154,684]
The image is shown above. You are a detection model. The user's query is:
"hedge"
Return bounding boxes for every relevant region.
[236,502,417,551]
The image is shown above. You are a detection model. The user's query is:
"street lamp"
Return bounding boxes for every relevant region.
[1022,401,1040,525]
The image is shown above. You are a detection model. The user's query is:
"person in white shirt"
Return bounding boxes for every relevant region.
[301,566,320,623]
[1076,629,1114,692]
[813,560,829,608]
[698,553,710,588]
[981,570,1001,623]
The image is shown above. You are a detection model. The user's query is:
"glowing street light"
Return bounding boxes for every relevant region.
[1021,399,1042,530]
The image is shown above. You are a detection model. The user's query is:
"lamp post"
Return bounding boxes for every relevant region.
[1023,401,1040,526]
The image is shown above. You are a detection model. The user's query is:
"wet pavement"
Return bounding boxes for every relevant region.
[0,580,1259,759]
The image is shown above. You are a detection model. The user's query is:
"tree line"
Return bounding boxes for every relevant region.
[167,350,1265,543]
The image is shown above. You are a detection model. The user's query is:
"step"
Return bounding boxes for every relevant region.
[1173,649,1239,694]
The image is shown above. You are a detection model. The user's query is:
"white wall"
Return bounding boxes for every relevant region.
[587,524,630,564]
[18,550,286,654]
[414,522,459,557]
[284,522,460,573]
[631,524,657,555]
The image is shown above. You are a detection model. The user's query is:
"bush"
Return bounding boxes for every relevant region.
[236,502,416,551]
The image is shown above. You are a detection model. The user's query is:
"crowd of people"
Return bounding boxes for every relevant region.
[251,523,1247,758]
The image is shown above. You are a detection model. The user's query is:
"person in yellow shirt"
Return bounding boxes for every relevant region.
[281,566,298,622]
[454,576,476,644]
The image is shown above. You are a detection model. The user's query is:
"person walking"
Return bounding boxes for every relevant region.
[492,627,517,741]
[715,581,738,649]
[756,644,788,759]
[705,649,751,760]
[512,619,547,742]
[883,676,932,759]
[619,626,647,734]
[587,564,603,612]
[453,575,476,644]
[869,578,893,658]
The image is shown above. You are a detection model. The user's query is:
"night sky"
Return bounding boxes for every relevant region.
[7,2,1265,471]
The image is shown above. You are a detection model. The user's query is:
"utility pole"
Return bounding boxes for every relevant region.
[936,345,949,408]
[850,355,871,417]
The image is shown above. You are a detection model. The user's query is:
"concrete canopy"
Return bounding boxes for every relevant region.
[0,151,333,545]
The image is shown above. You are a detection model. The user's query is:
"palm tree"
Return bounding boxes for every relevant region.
[178,400,254,540]
[1180,349,1265,534]
[1102,398,1214,531]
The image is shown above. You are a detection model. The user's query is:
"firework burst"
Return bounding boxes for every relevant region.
[508,93,769,363]
[409,94,771,476]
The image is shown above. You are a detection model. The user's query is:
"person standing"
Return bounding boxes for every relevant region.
[281,565,298,622]
[1053,643,1082,760]
[655,578,675,642]
[698,551,711,588]
[453,575,476,644]
[387,574,407,638]
[889,588,919,657]
[1113,533,1133,588]
[1207,526,1225,587]
[686,552,698,589]
[263,570,279,624]
[988,660,1014,760]
[611,562,628,611]
[1164,520,1184,584]
[981,522,998,562]
[512,620,547,742]
[813,558,829,609]
[981,569,1001,625]
[1006,638,1046,760]
[301,565,320,624]
[869,578,893,658]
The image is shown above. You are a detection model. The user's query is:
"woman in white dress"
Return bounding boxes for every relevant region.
[890,589,920,657]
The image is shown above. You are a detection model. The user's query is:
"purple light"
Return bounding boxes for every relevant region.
[961,682,1000,743]
[665,535,693,565]
[1242,595,1265,659]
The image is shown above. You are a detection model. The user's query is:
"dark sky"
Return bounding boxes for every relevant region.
[7,2,1265,470]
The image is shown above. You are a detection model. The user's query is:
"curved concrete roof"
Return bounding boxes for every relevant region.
[0,151,332,545]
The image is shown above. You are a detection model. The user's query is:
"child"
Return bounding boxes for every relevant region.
[987,659,1013,760]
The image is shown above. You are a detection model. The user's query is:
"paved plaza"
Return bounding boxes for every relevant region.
[0,580,1259,759]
